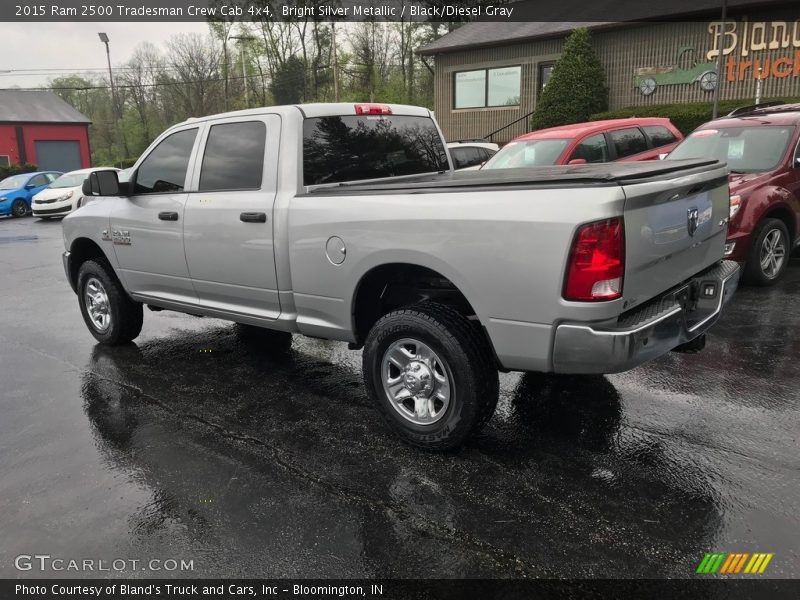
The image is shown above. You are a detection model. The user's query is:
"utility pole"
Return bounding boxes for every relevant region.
[98,33,118,118]
[230,35,256,108]
[332,22,340,102]
[711,0,728,119]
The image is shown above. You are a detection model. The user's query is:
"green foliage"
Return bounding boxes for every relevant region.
[590,96,800,135]
[113,158,138,169]
[0,163,38,181]
[270,56,307,105]
[531,28,608,130]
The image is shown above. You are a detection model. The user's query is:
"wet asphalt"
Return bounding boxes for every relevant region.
[0,216,798,580]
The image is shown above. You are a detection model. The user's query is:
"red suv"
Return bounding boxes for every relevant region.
[481,117,683,169]
[668,103,800,285]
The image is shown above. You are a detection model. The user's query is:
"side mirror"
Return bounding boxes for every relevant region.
[25,183,36,189]
[83,171,122,197]
[567,158,587,165]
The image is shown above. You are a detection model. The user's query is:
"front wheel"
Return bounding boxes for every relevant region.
[77,259,143,345]
[743,218,790,286]
[11,199,28,217]
[362,303,499,450]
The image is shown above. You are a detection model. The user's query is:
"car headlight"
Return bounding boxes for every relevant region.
[729,194,742,219]
[57,190,74,202]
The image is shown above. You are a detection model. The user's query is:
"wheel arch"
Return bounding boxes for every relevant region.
[350,259,487,348]
[67,237,117,293]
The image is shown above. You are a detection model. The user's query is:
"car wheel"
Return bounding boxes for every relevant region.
[362,302,499,450]
[77,258,144,345]
[743,218,790,286]
[11,199,28,218]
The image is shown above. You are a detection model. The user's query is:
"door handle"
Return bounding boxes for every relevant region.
[158,211,179,221]
[240,212,267,223]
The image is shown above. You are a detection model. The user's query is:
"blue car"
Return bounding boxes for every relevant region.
[0,171,62,217]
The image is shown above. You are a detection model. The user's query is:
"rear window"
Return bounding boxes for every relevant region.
[608,128,648,158]
[668,125,793,173]
[643,125,678,147]
[303,115,449,185]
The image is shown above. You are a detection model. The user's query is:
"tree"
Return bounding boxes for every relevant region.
[270,55,306,104]
[531,28,608,130]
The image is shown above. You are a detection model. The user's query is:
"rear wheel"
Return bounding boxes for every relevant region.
[743,218,790,286]
[77,259,143,345]
[362,302,499,450]
[11,199,27,218]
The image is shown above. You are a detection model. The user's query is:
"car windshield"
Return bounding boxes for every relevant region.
[0,174,29,190]
[668,125,793,173]
[482,139,571,169]
[50,173,88,188]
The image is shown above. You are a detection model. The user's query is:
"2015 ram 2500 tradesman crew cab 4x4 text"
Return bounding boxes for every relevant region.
[62,103,740,449]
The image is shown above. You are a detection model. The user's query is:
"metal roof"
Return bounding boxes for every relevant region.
[0,90,90,124]
[416,0,790,56]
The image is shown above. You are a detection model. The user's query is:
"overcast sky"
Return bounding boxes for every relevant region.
[0,22,210,88]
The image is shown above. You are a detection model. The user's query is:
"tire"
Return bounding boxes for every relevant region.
[11,199,28,218]
[362,302,499,450]
[235,323,292,353]
[743,218,790,286]
[77,258,143,345]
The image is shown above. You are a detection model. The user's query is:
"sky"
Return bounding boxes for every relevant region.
[0,22,210,88]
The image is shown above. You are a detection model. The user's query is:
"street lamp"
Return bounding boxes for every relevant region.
[97,32,118,119]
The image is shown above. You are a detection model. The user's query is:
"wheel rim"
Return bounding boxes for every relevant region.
[759,228,786,279]
[12,201,26,217]
[381,338,452,426]
[84,277,112,332]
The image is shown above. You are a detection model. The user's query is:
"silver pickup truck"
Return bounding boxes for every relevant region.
[62,103,740,449]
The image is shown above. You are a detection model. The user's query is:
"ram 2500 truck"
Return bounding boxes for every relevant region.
[62,103,740,449]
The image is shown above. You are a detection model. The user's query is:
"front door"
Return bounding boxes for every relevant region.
[183,115,281,320]
[110,126,201,305]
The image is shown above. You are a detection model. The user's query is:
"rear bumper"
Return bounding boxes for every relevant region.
[552,260,740,374]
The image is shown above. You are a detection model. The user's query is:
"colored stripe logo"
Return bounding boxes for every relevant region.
[696,552,773,574]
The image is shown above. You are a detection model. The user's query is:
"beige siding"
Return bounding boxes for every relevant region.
[432,16,800,144]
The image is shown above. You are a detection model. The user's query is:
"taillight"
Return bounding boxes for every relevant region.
[355,103,392,115]
[729,194,742,219]
[563,218,625,302]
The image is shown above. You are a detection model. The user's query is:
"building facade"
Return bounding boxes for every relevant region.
[0,91,91,172]
[418,7,800,143]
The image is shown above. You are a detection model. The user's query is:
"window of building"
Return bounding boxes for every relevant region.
[199,122,266,192]
[303,115,449,185]
[538,62,555,95]
[608,128,648,159]
[454,66,521,109]
[569,134,609,163]
[642,125,678,148]
[134,128,198,194]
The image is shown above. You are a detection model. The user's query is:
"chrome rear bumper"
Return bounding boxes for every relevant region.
[552,260,740,374]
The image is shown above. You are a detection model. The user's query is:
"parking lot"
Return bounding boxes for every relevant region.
[0,215,798,579]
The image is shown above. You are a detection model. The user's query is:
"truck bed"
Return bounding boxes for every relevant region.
[305,159,722,195]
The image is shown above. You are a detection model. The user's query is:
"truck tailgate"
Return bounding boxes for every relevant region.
[620,163,730,308]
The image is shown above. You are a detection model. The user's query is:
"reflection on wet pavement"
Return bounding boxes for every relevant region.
[0,217,798,578]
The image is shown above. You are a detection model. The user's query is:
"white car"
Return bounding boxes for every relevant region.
[447,141,499,170]
[32,168,119,219]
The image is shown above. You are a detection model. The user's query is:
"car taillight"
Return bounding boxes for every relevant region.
[355,103,392,115]
[729,194,742,219]
[563,217,625,302]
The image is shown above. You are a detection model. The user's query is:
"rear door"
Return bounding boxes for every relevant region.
[621,163,730,305]
[183,114,281,320]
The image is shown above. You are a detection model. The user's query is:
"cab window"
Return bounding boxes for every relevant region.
[134,128,198,194]
[643,125,678,148]
[199,121,266,192]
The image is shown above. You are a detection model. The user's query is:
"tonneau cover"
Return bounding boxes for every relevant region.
[306,159,722,195]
